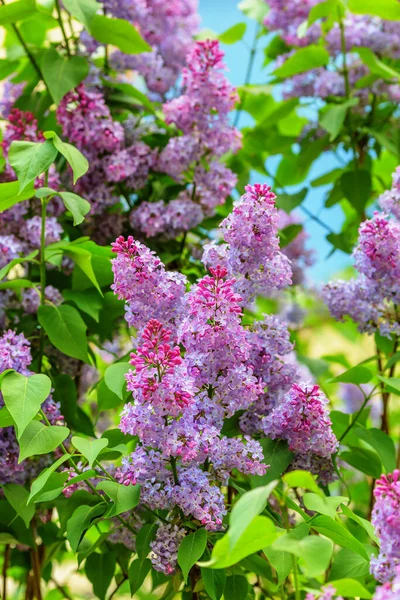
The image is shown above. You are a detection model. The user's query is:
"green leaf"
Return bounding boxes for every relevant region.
[90,14,152,54]
[311,515,369,559]
[283,470,323,496]
[341,447,382,478]
[102,79,155,114]
[219,23,246,44]
[2,372,51,437]
[55,242,103,294]
[354,426,396,473]
[201,516,277,569]
[224,575,248,600]
[136,523,157,562]
[355,46,400,81]
[8,140,58,192]
[63,289,102,322]
[348,0,400,20]
[307,0,340,25]
[320,99,359,141]
[0,180,35,211]
[0,279,34,291]
[178,529,207,582]
[0,250,38,281]
[33,471,69,503]
[38,304,90,363]
[229,482,278,547]
[18,421,70,461]
[340,170,372,214]
[58,191,90,225]
[327,578,371,599]
[67,504,106,552]
[85,551,116,600]
[96,481,140,517]
[62,0,100,28]
[250,439,293,486]
[2,483,35,528]
[272,534,333,578]
[274,45,330,78]
[376,375,400,395]
[264,547,292,585]
[0,406,14,427]
[44,132,89,183]
[276,188,307,213]
[129,558,151,595]
[279,224,302,248]
[303,493,348,520]
[104,363,130,399]
[0,0,36,24]
[329,548,370,580]
[201,568,226,600]
[237,0,268,22]
[340,504,378,543]
[35,0,54,14]
[28,454,71,503]
[71,436,109,467]
[41,48,88,105]
[330,365,373,384]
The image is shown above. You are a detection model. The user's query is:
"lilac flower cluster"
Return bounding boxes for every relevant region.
[374,567,400,599]
[131,40,240,238]
[371,471,400,583]
[263,383,338,484]
[0,330,63,486]
[203,184,292,304]
[323,209,400,337]
[105,0,199,95]
[265,1,400,107]
[111,183,338,572]
[379,167,400,221]
[306,585,343,600]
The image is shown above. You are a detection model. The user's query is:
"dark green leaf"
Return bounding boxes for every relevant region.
[129,558,151,595]
[2,483,35,528]
[320,98,359,141]
[178,528,207,582]
[354,426,396,472]
[63,289,103,322]
[329,549,370,580]
[44,132,89,183]
[201,568,226,600]
[311,515,369,559]
[41,48,88,105]
[340,170,372,214]
[28,454,71,503]
[224,575,248,600]
[67,504,106,552]
[38,304,90,363]
[330,365,373,384]
[85,551,116,600]
[341,447,382,478]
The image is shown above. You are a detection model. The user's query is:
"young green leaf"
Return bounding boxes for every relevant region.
[348,0,400,20]
[38,304,90,363]
[59,191,91,225]
[327,578,371,599]
[0,180,35,211]
[89,14,152,53]
[96,481,140,517]
[28,454,71,503]
[303,493,349,520]
[0,0,37,25]
[330,364,373,384]
[18,421,70,461]
[44,132,89,183]
[71,436,109,467]
[62,0,100,28]
[8,140,58,192]
[201,568,226,600]
[2,372,51,437]
[104,363,130,399]
[178,528,207,582]
[219,23,247,44]
[274,45,330,78]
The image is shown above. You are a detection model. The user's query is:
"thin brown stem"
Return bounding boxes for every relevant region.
[30,521,42,600]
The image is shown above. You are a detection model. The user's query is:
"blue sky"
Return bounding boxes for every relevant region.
[199,0,351,281]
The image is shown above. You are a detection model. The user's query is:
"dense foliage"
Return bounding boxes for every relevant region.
[1,0,400,599]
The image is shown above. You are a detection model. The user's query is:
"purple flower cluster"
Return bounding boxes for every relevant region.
[323,210,400,337]
[306,585,343,600]
[104,0,199,94]
[371,471,400,583]
[0,330,63,486]
[203,184,292,304]
[379,167,400,221]
[373,567,400,599]
[263,383,338,484]
[21,286,63,314]
[265,2,400,106]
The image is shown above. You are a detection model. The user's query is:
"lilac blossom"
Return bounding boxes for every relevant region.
[371,471,400,583]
